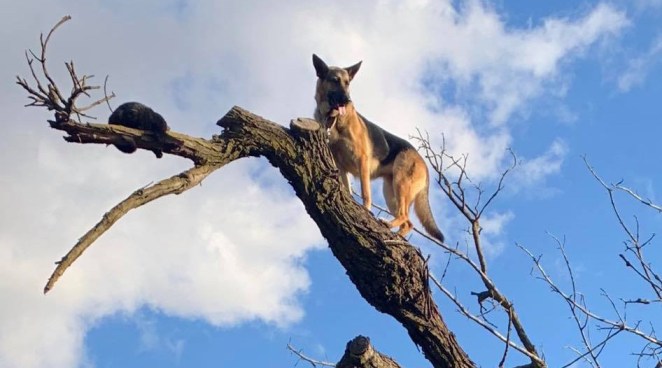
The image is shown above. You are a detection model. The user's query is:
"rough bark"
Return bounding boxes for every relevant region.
[336,336,401,368]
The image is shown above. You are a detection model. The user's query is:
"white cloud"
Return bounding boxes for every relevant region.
[481,211,515,236]
[420,2,627,121]
[0,1,629,367]
[617,34,662,92]
[479,211,515,257]
[514,139,569,188]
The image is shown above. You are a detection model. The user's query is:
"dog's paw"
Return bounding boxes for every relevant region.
[378,218,392,227]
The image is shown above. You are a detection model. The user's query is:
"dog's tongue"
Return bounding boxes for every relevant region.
[338,105,346,116]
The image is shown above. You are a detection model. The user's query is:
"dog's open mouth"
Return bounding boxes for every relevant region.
[329,104,347,117]
[327,91,350,118]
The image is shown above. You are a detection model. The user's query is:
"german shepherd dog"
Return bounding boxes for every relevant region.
[312,54,445,242]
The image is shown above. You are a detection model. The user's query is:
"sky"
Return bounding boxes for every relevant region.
[1,0,662,367]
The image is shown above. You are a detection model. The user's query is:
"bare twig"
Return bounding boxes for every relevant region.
[549,233,600,367]
[39,16,70,104]
[584,157,662,300]
[287,342,336,367]
[498,308,513,368]
[561,329,621,368]
[103,75,114,113]
[518,243,662,347]
[430,274,546,367]
[613,183,662,213]
[478,149,517,217]
[16,16,115,122]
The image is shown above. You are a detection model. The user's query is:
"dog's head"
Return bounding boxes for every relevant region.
[313,54,362,119]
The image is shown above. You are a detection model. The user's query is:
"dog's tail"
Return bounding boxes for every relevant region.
[414,181,445,243]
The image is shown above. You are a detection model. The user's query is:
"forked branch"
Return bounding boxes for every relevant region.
[584,157,662,301]
[518,242,662,365]
[415,131,543,368]
[16,15,115,121]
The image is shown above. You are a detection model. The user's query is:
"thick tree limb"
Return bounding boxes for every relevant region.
[288,335,404,368]
[336,336,401,368]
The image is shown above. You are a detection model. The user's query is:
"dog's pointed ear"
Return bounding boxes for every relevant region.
[312,54,329,79]
[345,61,362,81]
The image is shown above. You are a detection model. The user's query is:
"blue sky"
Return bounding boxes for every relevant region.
[1,0,662,367]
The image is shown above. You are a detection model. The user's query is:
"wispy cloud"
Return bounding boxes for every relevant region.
[617,34,662,92]
[425,2,627,125]
[480,210,515,257]
[514,139,569,188]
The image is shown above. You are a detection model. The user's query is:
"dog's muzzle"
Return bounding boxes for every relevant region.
[327,91,351,117]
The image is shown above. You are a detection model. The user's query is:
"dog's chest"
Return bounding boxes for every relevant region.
[328,135,361,174]
[328,122,380,176]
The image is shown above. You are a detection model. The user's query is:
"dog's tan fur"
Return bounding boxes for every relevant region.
[312,54,444,241]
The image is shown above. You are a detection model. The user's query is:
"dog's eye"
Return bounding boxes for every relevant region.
[331,76,340,84]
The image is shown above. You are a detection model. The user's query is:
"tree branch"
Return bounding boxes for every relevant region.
[336,336,401,368]
[287,342,336,367]
[416,133,543,367]
[430,275,544,366]
[518,244,662,348]
[584,157,662,300]
[44,164,218,293]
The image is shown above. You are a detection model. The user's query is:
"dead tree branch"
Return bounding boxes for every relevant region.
[287,342,336,367]
[16,16,115,121]
[336,336,401,368]
[584,158,662,301]
[518,242,662,365]
[551,233,600,367]
[429,275,544,366]
[415,132,544,368]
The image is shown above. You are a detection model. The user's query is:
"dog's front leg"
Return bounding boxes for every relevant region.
[359,156,371,210]
[338,169,351,193]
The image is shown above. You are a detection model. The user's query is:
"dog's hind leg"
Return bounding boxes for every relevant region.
[382,175,397,214]
[386,175,416,237]
[386,151,430,237]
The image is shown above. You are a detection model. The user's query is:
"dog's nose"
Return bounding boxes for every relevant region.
[328,91,351,107]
